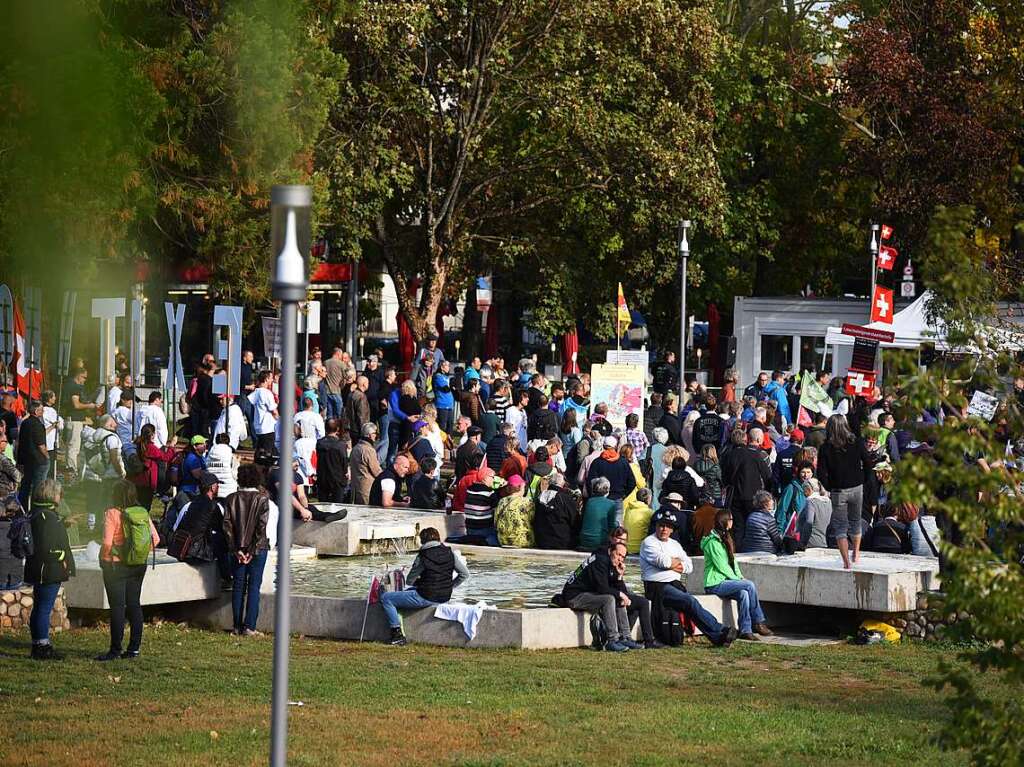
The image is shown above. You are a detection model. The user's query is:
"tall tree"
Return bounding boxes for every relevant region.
[326,0,727,341]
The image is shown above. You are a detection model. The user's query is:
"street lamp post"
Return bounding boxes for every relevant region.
[869,223,880,322]
[268,185,312,767]
[677,220,690,403]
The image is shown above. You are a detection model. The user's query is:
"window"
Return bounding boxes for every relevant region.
[760,334,793,372]
[800,335,830,373]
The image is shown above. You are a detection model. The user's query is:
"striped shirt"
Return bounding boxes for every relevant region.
[463,483,498,530]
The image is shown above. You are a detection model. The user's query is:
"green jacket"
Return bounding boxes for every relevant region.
[578,496,617,551]
[700,530,743,588]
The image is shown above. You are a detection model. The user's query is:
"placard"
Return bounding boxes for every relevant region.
[967,390,999,422]
[851,337,879,372]
[298,300,321,334]
[590,363,645,433]
[605,350,649,368]
[262,316,282,360]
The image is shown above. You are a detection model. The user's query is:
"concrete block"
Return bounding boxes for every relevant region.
[292,506,450,556]
[66,552,222,610]
[688,549,940,613]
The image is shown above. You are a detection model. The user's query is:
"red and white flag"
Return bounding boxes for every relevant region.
[877,245,897,271]
[12,300,42,399]
[880,224,894,241]
[870,286,894,324]
[845,370,876,397]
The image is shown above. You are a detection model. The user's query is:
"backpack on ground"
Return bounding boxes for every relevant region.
[117,505,156,567]
[589,612,610,651]
[7,513,34,559]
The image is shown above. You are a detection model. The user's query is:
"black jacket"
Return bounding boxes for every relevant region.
[658,412,683,446]
[818,440,871,492]
[659,469,702,509]
[643,405,664,443]
[866,518,912,555]
[16,415,47,469]
[455,441,483,482]
[410,473,442,510]
[722,446,771,502]
[561,548,620,601]
[691,412,723,455]
[315,435,349,502]
[23,505,75,585]
[527,407,558,441]
[414,544,457,602]
[533,488,580,550]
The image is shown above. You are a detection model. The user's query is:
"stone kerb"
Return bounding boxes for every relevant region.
[0,585,71,633]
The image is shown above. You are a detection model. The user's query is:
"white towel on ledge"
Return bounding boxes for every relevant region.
[433,602,490,640]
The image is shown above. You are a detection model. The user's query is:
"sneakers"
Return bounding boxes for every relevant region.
[604,640,630,652]
[31,643,62,661]
[644,640,667,650]
[388,628,408,646]
[738,631,760,641]
[95,650,122,662]
[620,638,644,650]
[242,629,263,637]
[754,622,774,637]
[323,509,349,524]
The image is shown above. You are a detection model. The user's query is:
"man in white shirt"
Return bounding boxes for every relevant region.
[41,390,64,453]
[213,394,247,450]
[503,388,529,452]
[105,372,129,415]
[294,395,326,441]
[135,391,169,448]
[112,389,137,455]
[248,370,278,461]
[639,509,736,647]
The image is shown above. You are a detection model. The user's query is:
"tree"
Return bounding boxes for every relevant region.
[326,0,727,341]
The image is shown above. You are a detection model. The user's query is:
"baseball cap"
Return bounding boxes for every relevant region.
[664,492,684,504]
[190,435,208,446]
[790,428,805,442]
[467,426,483,437]
[507,475,525,488]
[602,435,618,448]
[413,419,429,431]
[199,471,220,490]
[654,510,679,528]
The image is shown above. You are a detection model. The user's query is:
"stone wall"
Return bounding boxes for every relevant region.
[0,585,71,633]
[870,591,969,641]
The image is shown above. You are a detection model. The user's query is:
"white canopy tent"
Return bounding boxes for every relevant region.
[825,291,1024,353]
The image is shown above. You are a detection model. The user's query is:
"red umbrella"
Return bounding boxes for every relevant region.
[397,309,415,373]
[484,309,499,359]
[562,328,579,375]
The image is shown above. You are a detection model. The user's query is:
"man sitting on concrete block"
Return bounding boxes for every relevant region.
[380,527,470,646]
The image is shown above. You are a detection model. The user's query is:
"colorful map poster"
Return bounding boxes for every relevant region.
[590,363,645,433]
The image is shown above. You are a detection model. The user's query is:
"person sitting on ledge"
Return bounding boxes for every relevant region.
[739,490,783,555]
[640,509,737,648]
[578,477,617,551]
[409,457,442,510]
[701,509,772,641]
[560,539,639,652]
[380,527,470,646]
[369,454,412,508]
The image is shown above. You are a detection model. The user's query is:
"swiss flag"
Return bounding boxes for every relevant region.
[881,224,894,241]
[870,286,894,324]
[12,300,43,400]
[845,370,877,397]
[877,245,897,270]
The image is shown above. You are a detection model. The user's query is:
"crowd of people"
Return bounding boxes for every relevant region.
[2,337,978,656]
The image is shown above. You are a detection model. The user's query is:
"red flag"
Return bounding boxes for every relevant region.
[12,301,42,399]
[880,224,894,241]
[877,245,897,271]
[845,370,876,397]
[783,512,800,541]
[870,286,894,324]
[797,405,812,427]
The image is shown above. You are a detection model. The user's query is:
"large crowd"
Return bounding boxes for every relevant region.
[6,334,1002,656]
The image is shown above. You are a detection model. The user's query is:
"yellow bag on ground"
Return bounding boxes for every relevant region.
[859,619,902,643]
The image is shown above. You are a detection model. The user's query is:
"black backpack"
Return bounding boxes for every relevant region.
[589,612,610,650]
[8,513,34,559]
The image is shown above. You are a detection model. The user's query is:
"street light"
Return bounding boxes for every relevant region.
[868,223,880,323]
[677,219,690,402]
[268,184,312,767]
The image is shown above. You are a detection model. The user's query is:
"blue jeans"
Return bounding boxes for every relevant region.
[380,588,437,628]
[325,393,344,422]
[376,414,390,465]
[231,549,268,631]
[30,582,61,643]
[706,579,765,635]
[19,461,50,510]
[659,584,727,642]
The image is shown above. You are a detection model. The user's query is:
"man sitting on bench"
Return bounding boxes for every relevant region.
[640,509,737,647]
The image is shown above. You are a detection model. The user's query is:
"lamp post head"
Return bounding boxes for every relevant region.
[271,185,312,302]
[869,223,880,255]
[677,219,691,259]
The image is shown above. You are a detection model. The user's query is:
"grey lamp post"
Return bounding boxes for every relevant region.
[268,185,312,767]
[677,220,690,402]
[869,223,880,322]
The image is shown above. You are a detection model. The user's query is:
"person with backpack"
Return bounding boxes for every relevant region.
[560,540,638,652]
[131,424,177,512]
[23,480,75,660]
[223,463,273,636]
[639,509,736,648]
[96,480,159,661]
[82,415,126,533]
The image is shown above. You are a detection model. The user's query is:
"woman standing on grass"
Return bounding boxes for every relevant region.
[24,480,75,661]
[132,424,177,511]
[223,463,274,636]
[97,480,160,661]
[701,509,772,641]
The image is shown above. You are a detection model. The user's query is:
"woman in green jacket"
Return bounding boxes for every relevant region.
[700,509,771,641]
[23,480,75,660]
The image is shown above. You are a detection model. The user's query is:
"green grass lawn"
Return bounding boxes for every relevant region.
[0,624,993,767]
